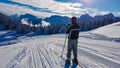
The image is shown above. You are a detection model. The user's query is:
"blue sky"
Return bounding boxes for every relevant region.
[55,0,120,12]
[0,0,120,17]
[82,0,120,12]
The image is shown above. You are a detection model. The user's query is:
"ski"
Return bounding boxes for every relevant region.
[71,61,77,68]
[77,62,83,68]
[61,55,66,61]
[61,56,83,68]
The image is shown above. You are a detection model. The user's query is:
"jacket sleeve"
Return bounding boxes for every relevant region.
[66,24,71,34]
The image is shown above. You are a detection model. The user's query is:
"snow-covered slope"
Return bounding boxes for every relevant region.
[93,22,120,38]
[0,22,120,68]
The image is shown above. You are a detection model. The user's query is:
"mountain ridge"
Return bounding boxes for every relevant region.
[2,12,119,25]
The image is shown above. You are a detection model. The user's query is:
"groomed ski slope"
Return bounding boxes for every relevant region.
[0,22,120,68]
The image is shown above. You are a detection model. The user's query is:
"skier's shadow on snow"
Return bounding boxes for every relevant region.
[0,30,44,47]
[0,31,19,46]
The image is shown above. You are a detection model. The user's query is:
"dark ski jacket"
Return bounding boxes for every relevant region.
[66,24,80,39]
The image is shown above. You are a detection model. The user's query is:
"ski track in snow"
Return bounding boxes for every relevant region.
[0,32,120,68]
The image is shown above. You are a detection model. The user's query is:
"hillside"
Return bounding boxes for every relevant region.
[93,22,120,38]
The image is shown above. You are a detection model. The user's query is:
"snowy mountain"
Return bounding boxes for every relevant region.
[10,13,42,25]
[94,13,114,20]
[0,21,120,68]
[78,14,93,22]
[78,13,115,23]
[19,14,42,25]
[104,13,114,19]
[10,14,71,25]
[3,12,119,26]
[1,11,120,26]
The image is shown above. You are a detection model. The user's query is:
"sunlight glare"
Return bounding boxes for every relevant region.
[81,0,95,5]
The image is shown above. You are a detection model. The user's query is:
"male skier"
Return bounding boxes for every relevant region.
[66,16,80,64]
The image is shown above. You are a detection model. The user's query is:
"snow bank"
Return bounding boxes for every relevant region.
[93,22,120,38]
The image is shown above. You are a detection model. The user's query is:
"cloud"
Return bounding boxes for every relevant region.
[0,0,119,18]
[10,0,112,17]
[0,2,52,18]
[82,8,110,16]
[10,0,83,14]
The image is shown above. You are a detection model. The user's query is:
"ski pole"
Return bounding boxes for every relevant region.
[61,34,68,58]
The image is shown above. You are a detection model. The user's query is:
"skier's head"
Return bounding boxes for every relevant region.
[71,16,77,24]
